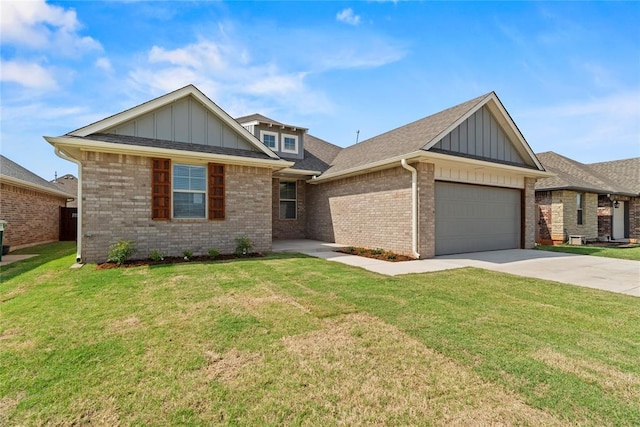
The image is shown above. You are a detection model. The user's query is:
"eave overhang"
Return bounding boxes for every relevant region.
[45,136,294,170]
[0,174,75,199]
[534,185,638,197]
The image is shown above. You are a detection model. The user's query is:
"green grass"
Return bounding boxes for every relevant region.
[536,244,640,261]
[1,243,639,425]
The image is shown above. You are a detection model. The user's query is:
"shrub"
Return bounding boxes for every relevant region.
[208,248,220,258]
[182,249,193,260]
[149,249,164,262]
[386,252,397,260]
[346,246,355,253]
[372,248,385,255]
[107,239,137,265]
[234,237,252,256]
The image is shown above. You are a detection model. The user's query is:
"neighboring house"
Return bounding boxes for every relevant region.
[534,152,639,244]
[52,174,79,208]
[45,85,551,263]
[0,155,75,251]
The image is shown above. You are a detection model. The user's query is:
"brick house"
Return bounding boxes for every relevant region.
[0,155,75,251]
[535,152,639,244]
[45,85,551,263]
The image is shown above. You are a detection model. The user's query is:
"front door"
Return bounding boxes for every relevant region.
[612,201,625,239]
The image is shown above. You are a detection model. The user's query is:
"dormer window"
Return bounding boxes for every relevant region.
[260,130,278,150]
[282,134,298,154]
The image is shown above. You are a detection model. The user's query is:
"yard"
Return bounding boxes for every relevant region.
[535,244,640,261]
[1,243,639,425]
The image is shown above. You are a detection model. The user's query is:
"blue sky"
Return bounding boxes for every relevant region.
[1,0,639,180]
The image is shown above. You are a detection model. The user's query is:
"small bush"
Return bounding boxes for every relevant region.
[208,248,220,258]
[107,239,137,265]
[346,246,355,253]
[372,248,385,255]
[182,249,193,260]
[234,237,252,256]
[386,252,397,260]
[149,249,164,262]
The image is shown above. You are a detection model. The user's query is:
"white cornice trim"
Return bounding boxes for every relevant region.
[275,168,322,176]
[0,174,75,199]
[44,136,294,170]
[67,85,280,159]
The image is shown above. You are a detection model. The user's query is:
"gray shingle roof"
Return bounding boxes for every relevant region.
[588,158,640,194]
[79,133,274,161]
[290,134,342,172]
[535,152,637,195]
[0,155,74,196]
[323,93,492,176]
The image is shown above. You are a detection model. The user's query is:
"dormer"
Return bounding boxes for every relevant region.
[236,114,307,160]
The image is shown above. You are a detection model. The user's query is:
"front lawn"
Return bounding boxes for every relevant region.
[1,243,638,425]
[536,244,640,261]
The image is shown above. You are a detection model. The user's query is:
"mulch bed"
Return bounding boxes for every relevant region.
[335,247,416,262]
[96,253,264,269]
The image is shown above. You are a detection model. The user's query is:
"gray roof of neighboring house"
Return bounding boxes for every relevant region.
[588,157,640,194]
[235,113,308,131]
[323,93,492,176]
[291,134,343,172]
[535,152,637,195]
[77,133,275,161]
[0,155,74,196]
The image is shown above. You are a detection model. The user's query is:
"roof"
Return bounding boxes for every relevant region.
[290,134,342,173]
[588,158,640,194]
[235,113,308,131]
[0,155,74,198]
[535,152,637,196]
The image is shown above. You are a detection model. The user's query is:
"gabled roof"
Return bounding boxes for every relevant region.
[235,113,308,131]
[588,158,640,194]
[0,155,74,199]
[67,85,279,159]
[318,92,544,179]
[535,152,637,196]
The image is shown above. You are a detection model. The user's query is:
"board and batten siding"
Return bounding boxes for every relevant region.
[104,95,256,151]
[432,106,526,166]
[434,165,525,189]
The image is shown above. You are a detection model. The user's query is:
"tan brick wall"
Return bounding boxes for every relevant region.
[0,183,67,249]
[417,162,435,258]
[306,165,415,257]
[81,152,272,263]
[536,191,552,244]
[272,178,306,239]
[550,190,598,242]
[523,177,537,249]
[631,197,640,241]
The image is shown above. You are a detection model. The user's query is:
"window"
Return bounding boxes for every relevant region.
[173,164,206,218]
[577,193,584,225]
[260,130,278,150]
[279,181,297,220]
[281,134,298,154]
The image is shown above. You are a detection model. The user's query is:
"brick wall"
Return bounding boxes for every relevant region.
[536,191,552,244]
[0,183,67,250]
[523,177,537,249]
[81,152,272,263]
[550,190,598,242]
[597,196,612,240]
[306,165,415,257]
[416,162,435,258]
[272,178,306,239]
[631,197,640,242]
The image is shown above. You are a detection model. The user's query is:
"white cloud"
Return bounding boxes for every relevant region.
[95,57,113,73]
[0,60,58,89]
[336,8,361,26]
[0,0,101,56]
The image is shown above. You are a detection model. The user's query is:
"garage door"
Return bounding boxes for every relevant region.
[435,182,521,255]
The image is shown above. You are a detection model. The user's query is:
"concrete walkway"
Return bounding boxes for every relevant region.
[273,240,640,297]
[0,254,37,267]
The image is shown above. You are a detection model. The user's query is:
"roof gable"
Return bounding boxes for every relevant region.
[68,85,279,159]
[0,155,74,198]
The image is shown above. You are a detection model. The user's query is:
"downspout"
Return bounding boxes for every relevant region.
[55,148,82,263]
[401,159,420,259]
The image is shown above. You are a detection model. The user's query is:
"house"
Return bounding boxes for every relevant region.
[52,174,79,208]
[534,152,639,244]
[45,85,551,263]
[0,155,75,251]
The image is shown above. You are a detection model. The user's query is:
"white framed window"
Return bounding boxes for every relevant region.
[173,164,206,218]
[279,181,297,220]
[260,130,279,151]
[281,133,298,154]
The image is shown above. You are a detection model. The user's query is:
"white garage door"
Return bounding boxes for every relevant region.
[435,182,521,255]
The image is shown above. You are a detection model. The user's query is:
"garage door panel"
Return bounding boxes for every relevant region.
[435,182,521,255]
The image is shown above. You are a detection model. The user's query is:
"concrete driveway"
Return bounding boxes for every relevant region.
[273,240,640,297]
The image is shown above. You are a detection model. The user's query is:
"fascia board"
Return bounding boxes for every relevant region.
[0,174,75,199]
[67,85,280,160]
[274,168,322,177]
[45,136,294,170]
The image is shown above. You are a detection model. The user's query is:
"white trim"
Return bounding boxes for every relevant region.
[44,136,294,170]
[260,130,279,151]
[274,168,322,176]
[67,85,280,159]
[172,163,207,219]
[278,180,297,220]
[0,174,75,199]
[281,133,299,154]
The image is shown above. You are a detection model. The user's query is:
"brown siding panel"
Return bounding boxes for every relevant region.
[208,163,225,220]
[152,158,171,220]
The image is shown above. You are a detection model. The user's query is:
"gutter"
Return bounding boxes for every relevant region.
[401,159,420,259]
[55,147,83,263]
